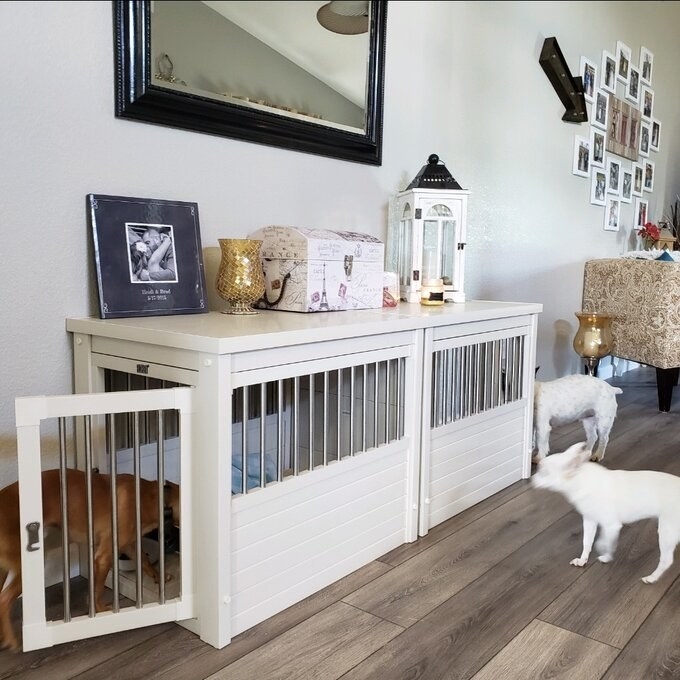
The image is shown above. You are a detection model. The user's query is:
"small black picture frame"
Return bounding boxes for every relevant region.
[88,194,208,319]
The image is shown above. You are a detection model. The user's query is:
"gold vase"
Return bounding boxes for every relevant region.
[573,312,614,376]
[215,239,265,315]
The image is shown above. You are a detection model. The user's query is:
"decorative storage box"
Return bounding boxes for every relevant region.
[249,226,385,313]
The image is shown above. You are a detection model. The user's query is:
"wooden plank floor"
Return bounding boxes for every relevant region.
[3,367,680,679]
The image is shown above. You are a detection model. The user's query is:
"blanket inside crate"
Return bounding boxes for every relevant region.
[232,451,278,494]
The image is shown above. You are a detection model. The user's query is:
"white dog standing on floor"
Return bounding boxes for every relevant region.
[532,442,680,584]
[533,374,622,462]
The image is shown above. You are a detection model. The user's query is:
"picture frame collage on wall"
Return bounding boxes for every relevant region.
[572,41,659,234]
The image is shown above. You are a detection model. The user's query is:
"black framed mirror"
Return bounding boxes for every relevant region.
[114,1,387,165]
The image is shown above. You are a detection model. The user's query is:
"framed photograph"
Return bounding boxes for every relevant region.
[616,41,631,84]
[606,94,640,162]
[621,169,633,204]
[632,162,644,197]
[591,168,607,206]
[644,159,655,193]
[607,157,621,195]
[639,120,651,157]
[590,127,605,167]
[635,197,649,228]
[88,194,208,319]
[580,56,597,102]
[641,86,654,121]
[640,46,654,86]
[592,88,609,130]
[604,197,621,232]
[601,50,617,94]
[572,135,590,178]
[625,64,640,105]
[651,118,661,151]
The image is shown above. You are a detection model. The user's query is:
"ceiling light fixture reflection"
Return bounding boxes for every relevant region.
[317,1,369,35]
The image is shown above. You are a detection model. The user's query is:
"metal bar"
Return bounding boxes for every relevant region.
[349,366,355,455]
[337,369,342,460]
[277,380,283,482]
[58,417,71,623]
[143,376,150,444]
[362,365,367,452]
[475,342,482,415]
[440,350,447,425]
[323,371,328,466]
[385,360,391,442]
[126,374,132,446]
[486,341,491,408]
[519,335,535,398]
[260,383,266,488]
[373,362,379,448]
[468,344,475,417]
[84,415,96,618]
[309,374,314,471]
[293,376,300,475]
[242,387,248,494]
[510,336,517,402]
[396,358,402,438]
[133,412,143,607]
[455,347,460,421]
[109,414,120,614]
[431,352,439,428]
[496,339,503,407]
[157,410,166,605]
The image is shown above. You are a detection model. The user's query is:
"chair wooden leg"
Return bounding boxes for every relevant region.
[655,367,679,412]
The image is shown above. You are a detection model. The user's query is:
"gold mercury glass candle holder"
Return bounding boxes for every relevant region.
[215,238,266,315]
[573,311,614,376]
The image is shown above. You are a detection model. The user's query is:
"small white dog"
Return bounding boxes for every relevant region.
[533,374,622,462]
[532,442,680,584]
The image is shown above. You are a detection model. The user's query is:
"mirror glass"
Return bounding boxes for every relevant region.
[114,1,387,165]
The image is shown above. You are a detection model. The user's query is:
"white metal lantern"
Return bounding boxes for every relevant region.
[387,154,469,304]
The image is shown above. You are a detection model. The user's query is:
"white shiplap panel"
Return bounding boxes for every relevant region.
[428,467,524,529]
[231,515,404,635]
[233,495,404,593]
[429,420,524,483]
[230,441,410,636]
[429,443,523,499]
[233,476,405,574]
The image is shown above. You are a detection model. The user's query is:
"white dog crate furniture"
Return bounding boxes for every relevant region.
[62,300,540,650]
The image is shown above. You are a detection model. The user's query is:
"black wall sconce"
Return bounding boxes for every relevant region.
[539,37,587,123]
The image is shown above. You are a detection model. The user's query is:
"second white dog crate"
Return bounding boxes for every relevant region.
[16,301,540,651]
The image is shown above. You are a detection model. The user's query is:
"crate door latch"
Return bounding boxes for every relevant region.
[26,522,41,552]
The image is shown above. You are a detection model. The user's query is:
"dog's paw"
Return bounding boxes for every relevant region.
[642,574,658,584]
[598,554,613,563]
[570,557,588,567]
[590,453,602,462]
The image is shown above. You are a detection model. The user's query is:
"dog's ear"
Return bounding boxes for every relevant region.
[563,442,590,477]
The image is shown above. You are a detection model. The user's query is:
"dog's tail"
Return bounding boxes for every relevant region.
[610,386,623,395]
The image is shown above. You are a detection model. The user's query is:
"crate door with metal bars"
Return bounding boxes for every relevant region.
[14,387,194,651]
[419,319,536,535]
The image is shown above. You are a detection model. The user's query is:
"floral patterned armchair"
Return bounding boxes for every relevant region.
[582,257,680,411]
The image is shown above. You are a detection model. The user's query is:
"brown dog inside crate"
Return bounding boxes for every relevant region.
[0,468,180,651]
